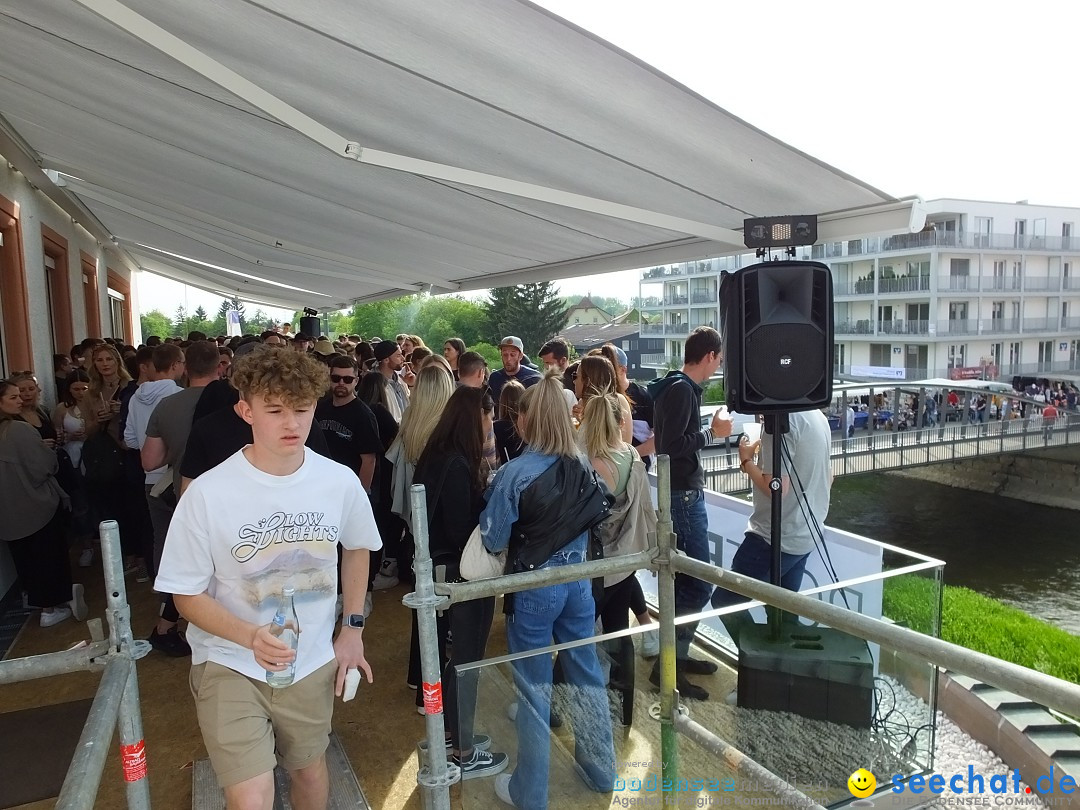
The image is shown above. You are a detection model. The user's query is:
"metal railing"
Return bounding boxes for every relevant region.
[406,455,1080,810]
[0,520,150,810]
[703,409,1080,494]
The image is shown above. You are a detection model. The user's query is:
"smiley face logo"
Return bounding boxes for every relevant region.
[848,768,876,798]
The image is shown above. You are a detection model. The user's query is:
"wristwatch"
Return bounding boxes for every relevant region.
[343,614,365,629]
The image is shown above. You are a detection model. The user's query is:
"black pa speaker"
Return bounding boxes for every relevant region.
[719,261,833,413]
[299,316,321,339]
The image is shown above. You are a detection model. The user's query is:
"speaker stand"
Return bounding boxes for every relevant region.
[763,412,790,641]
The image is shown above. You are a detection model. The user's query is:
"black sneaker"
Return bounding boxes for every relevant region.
[453,747,509,780]
[148,627,191,657]
[418,734,492,753]
[678,657,718,676]
[649,662,709,701]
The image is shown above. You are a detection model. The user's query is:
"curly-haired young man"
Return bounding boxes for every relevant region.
[156,346,381,809]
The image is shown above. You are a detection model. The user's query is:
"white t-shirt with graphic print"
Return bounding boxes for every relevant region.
[155,447,381,683]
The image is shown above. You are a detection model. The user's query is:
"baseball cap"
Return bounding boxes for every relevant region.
[499,336,524,352]
[609,345,628,368]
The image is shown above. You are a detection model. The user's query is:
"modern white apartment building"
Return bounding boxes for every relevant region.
[639,199,1080,384]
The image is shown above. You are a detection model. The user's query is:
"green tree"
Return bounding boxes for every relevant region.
[174,305,188,334]
[467,342,502,370]
[484,283,568,356]
[412,296,487,346]
[140,309,173,340]
[344,297,413,341]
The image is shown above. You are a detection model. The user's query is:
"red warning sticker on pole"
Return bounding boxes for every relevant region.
[422,680,443,715]
[121,740,147,782]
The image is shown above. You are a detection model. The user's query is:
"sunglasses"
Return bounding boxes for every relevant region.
[330,374,357,384]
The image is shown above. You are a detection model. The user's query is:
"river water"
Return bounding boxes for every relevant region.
[828,474,1080,635]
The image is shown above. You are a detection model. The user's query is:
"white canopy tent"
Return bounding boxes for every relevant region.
[0,0,923,311]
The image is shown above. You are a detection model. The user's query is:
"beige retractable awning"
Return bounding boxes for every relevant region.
[0,0,919,310]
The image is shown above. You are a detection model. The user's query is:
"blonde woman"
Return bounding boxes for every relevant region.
[574,355,632,444]
[580,393,659,652]
[85,344,132,438]
[480,370,616,806]
[10,372,58,447]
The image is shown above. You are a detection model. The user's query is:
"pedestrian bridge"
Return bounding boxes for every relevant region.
[702,411,1080,495]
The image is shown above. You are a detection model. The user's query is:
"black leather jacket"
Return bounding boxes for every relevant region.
[507,456,612,574]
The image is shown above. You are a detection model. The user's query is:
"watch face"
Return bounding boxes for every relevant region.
[348,614,364,627]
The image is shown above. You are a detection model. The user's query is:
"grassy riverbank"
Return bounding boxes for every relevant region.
[883,574,1080,685]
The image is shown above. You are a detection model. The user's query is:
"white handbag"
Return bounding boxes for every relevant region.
[459,524,506,581]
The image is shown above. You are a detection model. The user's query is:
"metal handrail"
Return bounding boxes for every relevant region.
[407,453,1080,809]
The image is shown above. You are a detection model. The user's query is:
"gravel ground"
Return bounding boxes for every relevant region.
[880,675,1051,808]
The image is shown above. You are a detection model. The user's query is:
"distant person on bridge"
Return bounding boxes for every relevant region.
[1042,402,1059,442]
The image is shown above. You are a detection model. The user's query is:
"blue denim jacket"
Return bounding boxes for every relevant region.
[480,448,588,558]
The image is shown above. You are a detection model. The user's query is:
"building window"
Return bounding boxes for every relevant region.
[42,225,74,355]
[105,268,133,342]
[80,251,101,339]
[947,344,967,369]
[869,344,891,366]
[0,193,32,375]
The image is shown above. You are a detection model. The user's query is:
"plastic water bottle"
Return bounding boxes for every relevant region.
[265,585,299,688]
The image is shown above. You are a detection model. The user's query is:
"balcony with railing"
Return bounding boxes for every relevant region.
[1065,277,1080,291]
[640,352,679,367]
[663,294,688,305]
[877,319,931,335]
[982,277,1023,292]
[978,318,1021,335]
[690,291,716,304]
[1023,276,1062,292]
[936,318,979,336]
[1063,316,1080,330]
[1022,317,1058,332]
[835,319,872,335]
[938,276,978,292]
[879,275,931,295]
[814,230,1080,260]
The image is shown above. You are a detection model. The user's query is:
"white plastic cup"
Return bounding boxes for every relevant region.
[743,421,762,444]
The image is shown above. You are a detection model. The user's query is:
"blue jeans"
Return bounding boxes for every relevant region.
[506,548,616,809]
[711,532,810,641]
[671,489,712,658]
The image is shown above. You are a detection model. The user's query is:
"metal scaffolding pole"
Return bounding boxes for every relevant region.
[55,654,131,810]
[653,455,680,801]
[0,640,111,685]
[672,712,826,810]
[404,484,457,810]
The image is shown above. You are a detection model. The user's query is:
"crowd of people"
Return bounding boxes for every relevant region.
[0,323,846,809]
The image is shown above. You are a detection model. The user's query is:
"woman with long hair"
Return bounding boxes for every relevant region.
[442,337,467,379]
[481,371,616,807]
[84,344,145,575]
[493,379,527,464]
[574,355,632,443]
[413,386,507,778]
[0,380,87,627]
[8,372,59,451]
[580,393,657,636]
[52,369,95,566]
[389,363,455,706]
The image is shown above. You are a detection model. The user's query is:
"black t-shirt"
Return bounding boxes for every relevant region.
[314,396,382,473]
[180,406,331,480]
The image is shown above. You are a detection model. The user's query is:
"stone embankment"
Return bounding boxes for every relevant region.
[891,446,1080,511]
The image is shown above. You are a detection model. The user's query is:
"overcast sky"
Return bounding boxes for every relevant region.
[140,0,1080,317]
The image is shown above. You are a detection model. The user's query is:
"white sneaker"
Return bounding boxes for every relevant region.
[494,772,516,806]
[372,558,399,591]
[640,627,660,658]
[78,548,94,568]
[70,584,88,621]
[40,607,72,627]
[505,701,518,722]
[416,704,426,716]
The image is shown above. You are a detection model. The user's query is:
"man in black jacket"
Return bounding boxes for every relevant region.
[647,327,731,699]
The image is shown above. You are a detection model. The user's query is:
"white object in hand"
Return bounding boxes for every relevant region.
[743,422,762,444]
[342,668,362,702]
